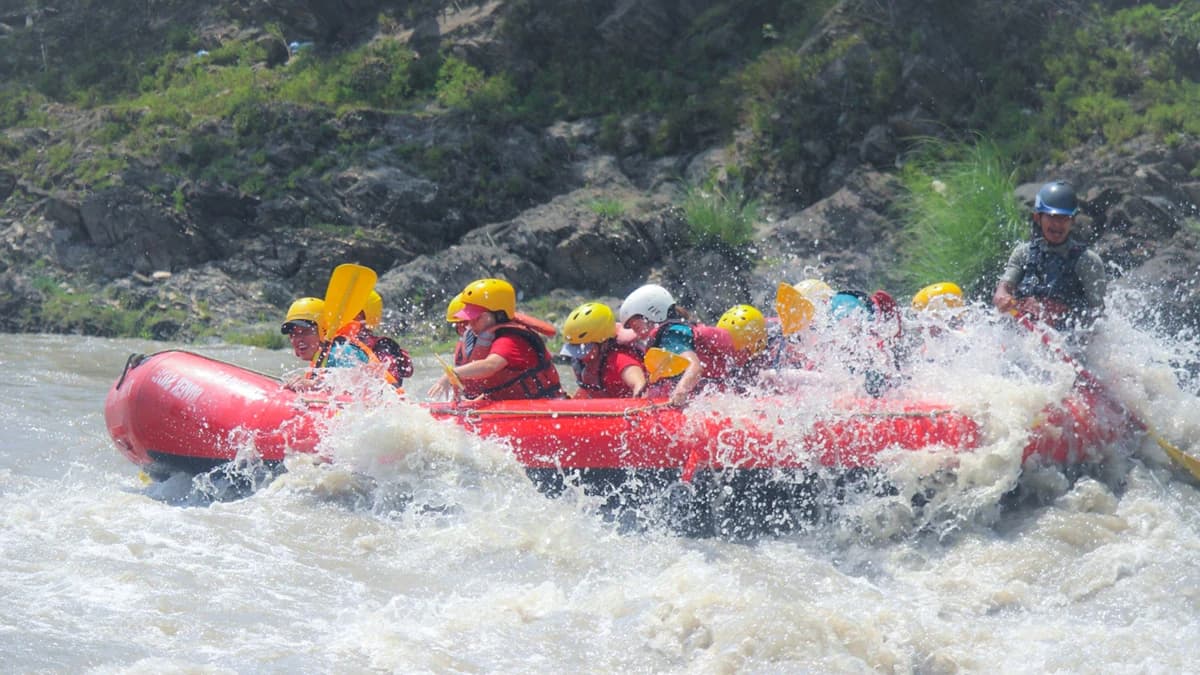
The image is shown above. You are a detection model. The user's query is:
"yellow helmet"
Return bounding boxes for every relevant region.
[717,304,768,355]
[363,291,383,329]
[912,282,965,312]
[563,302,617,344]
[460,278,516,316]
[445,292,466,323]
[282,297,326,334]
[793,278,834,304]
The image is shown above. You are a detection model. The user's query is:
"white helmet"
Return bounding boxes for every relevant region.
[793,278,835,304]
[618,284,675,324]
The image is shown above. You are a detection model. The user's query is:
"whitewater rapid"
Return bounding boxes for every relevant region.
[2,309,1199,672]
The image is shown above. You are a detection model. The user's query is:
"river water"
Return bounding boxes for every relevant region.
[3,305,1200,673]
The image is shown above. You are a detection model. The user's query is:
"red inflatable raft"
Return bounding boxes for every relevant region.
[105,350,1134,533]
[105,351,985,474]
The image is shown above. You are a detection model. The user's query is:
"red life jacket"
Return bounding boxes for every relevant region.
[453,329,471,366]
[461,321,563,401]
[573,341,645,398]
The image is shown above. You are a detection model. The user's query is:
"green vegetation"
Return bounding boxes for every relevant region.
[3,2,1199,341]
[979,4,1200,165]
[682,181,760,250]
[27,278,190,339]
[895,138,1026,295]
[435,56,515,119]
[737,33,861,137]
[586,196,627,220]
[223,330,287,349]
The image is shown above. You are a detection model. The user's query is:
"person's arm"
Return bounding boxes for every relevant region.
[1076,250,1107,314]
[993,245,1028,312]
[454,353,509,380]
[426,374,454,400]
[993,281,1016,313]
[620,363,648,398]
[425,354,510,400]
[669,349,703,406]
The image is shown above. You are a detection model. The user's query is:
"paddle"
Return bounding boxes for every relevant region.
[644,347,691,383]
[1015,313,1200,482]
[433,353,463,391]
[775,283,816,336]
[319,263,377,343]
[313,264,377,369]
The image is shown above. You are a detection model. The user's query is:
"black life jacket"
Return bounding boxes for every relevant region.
[1016,236,1088,310]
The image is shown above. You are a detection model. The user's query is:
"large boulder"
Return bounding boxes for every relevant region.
[54,187,220,279]
[334,166,440,237]
[753,170,906,296]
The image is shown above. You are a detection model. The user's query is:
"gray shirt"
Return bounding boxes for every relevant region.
[999,239,1107,310]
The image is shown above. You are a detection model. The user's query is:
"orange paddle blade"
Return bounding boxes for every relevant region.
[644,347,690,383]
[775,283,815,335]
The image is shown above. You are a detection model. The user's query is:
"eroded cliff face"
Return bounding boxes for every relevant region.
[0,0,1197,341]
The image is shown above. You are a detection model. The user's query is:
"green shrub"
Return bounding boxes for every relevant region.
[435,56,514,116]
[682,181,760,249]
[1005,3,1200,159]
[895,138,1026,295]
[0,85,49,128]
[33,281,190,339]
[587,196,626,220]
[224,330,286,349]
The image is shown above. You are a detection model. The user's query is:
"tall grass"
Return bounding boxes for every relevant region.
[896,138,1026,295]
[586,196,626,220]
[682,182,760,250]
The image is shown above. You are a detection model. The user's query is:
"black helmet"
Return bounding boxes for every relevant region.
[1034,180,1078,216]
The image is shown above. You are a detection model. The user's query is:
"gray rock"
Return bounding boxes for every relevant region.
[756,170,906,290]
[0,171,14,202]
[335,165,440,236]
[78,187,218,277]
[859,124,896,167]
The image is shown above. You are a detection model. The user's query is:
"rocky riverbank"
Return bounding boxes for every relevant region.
[1,0,1198,345]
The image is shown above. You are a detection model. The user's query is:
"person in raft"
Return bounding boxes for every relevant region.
[911,282,967,333]
[768,278,836,371]
[426,278,564,401]
[279,296,373,368]
[993,180,1106,332]
[281,297,327,364]
[356,290,414,389]
[714,304,774,392]
[617,283,736,407]
[824,290,905,398]
[280,296,378,391]
[444,291,472,364]
[561,302,647,398]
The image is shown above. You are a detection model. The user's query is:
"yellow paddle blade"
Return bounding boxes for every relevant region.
[320,264,377,341]
[775,283,815,335]
[1152,428,1200,482]
[644,347,690,384]
[433,353,463,390]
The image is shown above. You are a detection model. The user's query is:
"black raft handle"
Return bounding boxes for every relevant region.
[114,352,148,391]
